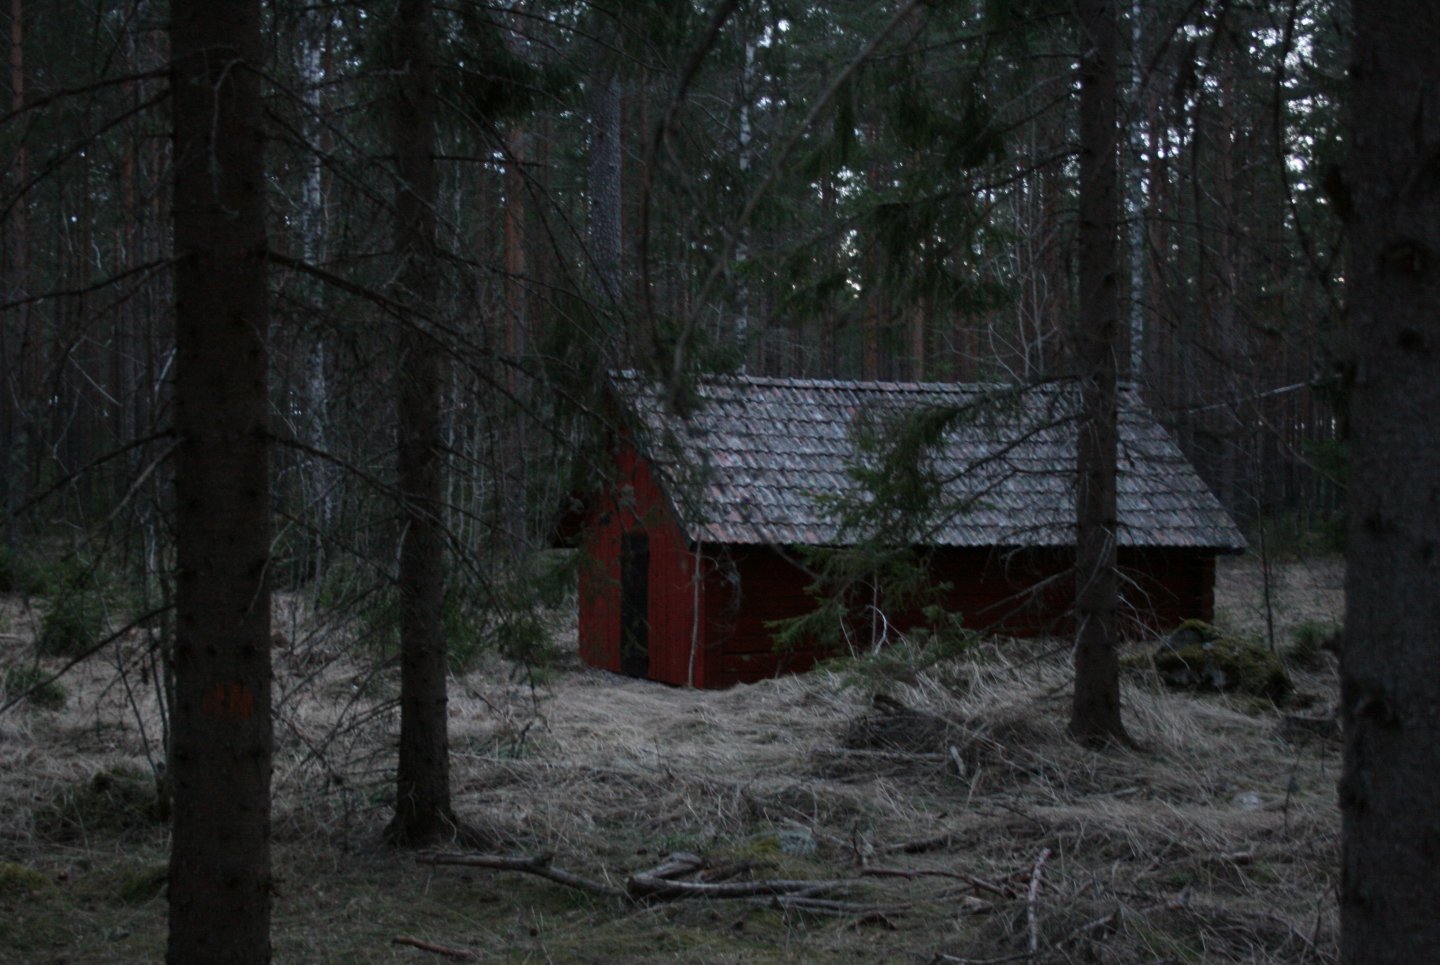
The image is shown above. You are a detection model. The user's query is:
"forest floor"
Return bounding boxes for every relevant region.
[1,554,1344,964]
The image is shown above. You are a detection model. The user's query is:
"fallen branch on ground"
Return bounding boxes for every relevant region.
[861,865,969,881]
[423,850,854,905]
[1054,906,1121,947]
[627,870,850,900]
[962,873,1020,900]
[392,935,479,961]
[420,852,623,899]
[885,833,955,854]
[1026,847,1051,960]
[635,851,706,881]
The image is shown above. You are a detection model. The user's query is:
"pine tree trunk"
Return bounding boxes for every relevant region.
[384,0,457,848]
[297,4,335,572]
[588,49,622,303]
[167,0,273,959]
[1069,0,1129,746]
[4,0,28,555]
[1340,3,1440,959]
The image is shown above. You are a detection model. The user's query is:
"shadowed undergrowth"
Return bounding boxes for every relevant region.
[0,556,1342,963]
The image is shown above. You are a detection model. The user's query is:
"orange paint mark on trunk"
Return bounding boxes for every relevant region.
[201,682,255,720]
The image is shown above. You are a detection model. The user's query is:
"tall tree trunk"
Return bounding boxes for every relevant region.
[167,0,273,959]
[1124,0,1146,384]
[298,3,335,574]
[1069,0,1129,746]
[1340,2,1440,959]
[588,34,622,305]
[4,0,28,555]
[384,0,457,847]
[501,122,529,552]
[734,25,756,362]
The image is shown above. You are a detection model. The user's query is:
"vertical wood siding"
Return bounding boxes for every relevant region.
[577,440,711,687]
[582,451,1223,690]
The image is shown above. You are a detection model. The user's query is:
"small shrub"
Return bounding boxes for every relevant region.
[822,606,978,688]
[0,547,17,593]
[493,610,570,681]
[0,547,49,595]
[35,766,166,842]
[37,593,106,657]
[1286,620,1342,669]
[3,666,66,710]
[445,585,487,673]
[1250,512,1345,560]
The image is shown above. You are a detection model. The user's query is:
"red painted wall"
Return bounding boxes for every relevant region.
[581,448,1223,689]
[693,545,1219,688]
[577,441,714,687]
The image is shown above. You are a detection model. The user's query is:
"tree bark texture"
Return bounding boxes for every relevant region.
[587,55,622,302]
[1340,2,1440,959]
[1069,0,1129,746]
[384,0,456,847]
[4,0,28,554]
[167,0,273,960]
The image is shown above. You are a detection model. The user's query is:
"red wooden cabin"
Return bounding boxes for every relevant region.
[577,374,1246,689]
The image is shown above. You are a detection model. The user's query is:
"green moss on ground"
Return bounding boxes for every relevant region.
[1150,622,1292,701]
[0,861,53,897]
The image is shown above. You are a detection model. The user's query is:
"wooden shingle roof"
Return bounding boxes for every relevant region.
[616,372,1247,552]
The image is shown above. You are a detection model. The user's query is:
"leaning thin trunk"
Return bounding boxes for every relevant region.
[167,0,273,959]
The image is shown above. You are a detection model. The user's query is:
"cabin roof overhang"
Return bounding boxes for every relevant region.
[608,372,1248,554]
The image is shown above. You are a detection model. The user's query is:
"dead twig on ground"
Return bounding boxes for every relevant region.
[1026,847,1051,960]
[861,865,968,881]
[424,850,853,906]
[885,832,955,854]
[392,935,479,961]
[963,873,1020,900]
[421,852,623,899]
[1054,907,1121,947]
[627,870,850,901]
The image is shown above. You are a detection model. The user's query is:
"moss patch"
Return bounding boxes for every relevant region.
[115,865,169,904]
[1151,624,1292,702]
[0,861,53,897]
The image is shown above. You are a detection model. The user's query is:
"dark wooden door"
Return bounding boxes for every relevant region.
[620,532,650,677]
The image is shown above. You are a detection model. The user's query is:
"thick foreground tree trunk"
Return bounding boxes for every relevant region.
[1069,0,1130,746]
[167,0,273,960]
[384,0,458,847]
[1340,3,1440,960]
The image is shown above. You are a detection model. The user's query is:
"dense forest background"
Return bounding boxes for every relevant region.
[1,0,1346,587]
[5,1,1393,962]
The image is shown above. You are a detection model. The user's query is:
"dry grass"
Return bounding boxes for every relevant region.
[0,555,1342,963]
